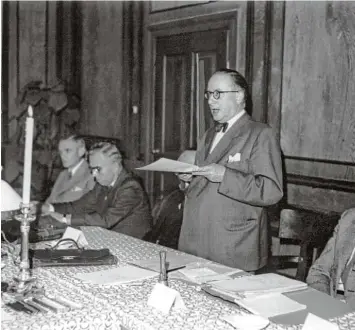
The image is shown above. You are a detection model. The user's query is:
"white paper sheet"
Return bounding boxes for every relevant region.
[75,265,158,285]
[51,227,88,249]
[130,253,202,273]
[238,293,307,318]
[302,313,339,330]
[136,158,199,173]
[211,273,307,296]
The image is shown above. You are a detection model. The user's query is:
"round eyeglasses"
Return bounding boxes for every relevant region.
[204,90,241,100]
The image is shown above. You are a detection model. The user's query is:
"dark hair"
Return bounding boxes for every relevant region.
[88,142,122,163]
[215,68,253,114]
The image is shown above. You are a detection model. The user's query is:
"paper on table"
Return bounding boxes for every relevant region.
[179,266,243,284]
[130,252,202,273]
[302,313,339,330]
[1,308,14,321]
[75,265,158,285]
[211,273,307,297]
[52,226,88,249]
[238,293,307,318]
[136,158,199,173]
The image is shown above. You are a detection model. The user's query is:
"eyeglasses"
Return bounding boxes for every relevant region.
[204,90,241,100]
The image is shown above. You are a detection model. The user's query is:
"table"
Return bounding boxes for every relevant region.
[2,227,355,330]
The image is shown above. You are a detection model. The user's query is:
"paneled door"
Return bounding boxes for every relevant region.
[151,29,227,200]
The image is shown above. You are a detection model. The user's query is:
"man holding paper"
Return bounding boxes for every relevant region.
[178,69,283,272]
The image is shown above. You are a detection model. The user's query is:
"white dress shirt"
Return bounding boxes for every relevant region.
[209,110,246,153]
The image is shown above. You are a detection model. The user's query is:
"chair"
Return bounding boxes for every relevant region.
[143,189,185,250]
[269,208,339,281]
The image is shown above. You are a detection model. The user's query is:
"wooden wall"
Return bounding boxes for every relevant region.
[2,1,355,212]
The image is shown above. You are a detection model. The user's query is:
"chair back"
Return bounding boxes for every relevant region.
[143,189,185,249]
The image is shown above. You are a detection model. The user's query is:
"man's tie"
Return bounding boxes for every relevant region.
[215,122,228,133]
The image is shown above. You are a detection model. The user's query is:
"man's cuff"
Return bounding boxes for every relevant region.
[63,214,72,225]
[49,204,55,212]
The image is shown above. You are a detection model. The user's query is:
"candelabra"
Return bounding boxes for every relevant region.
[6,203,43,299]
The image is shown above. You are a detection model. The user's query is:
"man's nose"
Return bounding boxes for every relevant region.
[208,96,216,106]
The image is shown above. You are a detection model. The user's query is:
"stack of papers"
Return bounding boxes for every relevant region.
[237,293,306,318]
[211,273,307,299]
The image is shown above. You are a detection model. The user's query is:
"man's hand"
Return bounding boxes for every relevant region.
[41,202,53,216]
[192,164,226,182]
[176,173,193,182]
[48,212,66,223]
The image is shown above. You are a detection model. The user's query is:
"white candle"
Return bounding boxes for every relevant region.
[22,106,34,205]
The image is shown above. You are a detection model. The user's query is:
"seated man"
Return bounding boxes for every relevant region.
[143,150,196,249]
[46,134,95,204]
[41,142,152,239]
[306,208,355,308]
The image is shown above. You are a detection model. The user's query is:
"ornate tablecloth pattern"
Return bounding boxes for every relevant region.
[2,227,355,330]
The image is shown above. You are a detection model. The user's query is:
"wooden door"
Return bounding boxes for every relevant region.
[152,29,227,200]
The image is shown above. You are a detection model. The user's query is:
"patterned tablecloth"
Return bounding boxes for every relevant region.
[1,227,355,330]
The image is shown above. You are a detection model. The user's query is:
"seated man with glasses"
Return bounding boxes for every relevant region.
[40,142,152,239]
[178,68,283,272]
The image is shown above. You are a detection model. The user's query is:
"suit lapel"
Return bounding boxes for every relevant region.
[55,160,89,196]
[203,113,251,165]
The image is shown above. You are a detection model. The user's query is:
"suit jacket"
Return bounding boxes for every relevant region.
[54,168,152,239]
[307,208,355,308]
[178,113,283,271]
[46,160,95,204]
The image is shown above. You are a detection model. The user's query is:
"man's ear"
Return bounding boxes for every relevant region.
[78,145,86,158]
[235,90,244,104]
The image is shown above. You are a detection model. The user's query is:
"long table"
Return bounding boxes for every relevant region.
[1,227,354,330]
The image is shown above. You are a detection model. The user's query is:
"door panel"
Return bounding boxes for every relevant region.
[152,29,227,200]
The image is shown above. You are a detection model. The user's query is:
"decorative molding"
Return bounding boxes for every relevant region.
[149,1,212,14]
[287,173,355,193]
[284,155,355,166]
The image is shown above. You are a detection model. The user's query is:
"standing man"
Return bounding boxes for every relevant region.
[46,134,95,204]
[41,142,152,239]
[178,69,283,272]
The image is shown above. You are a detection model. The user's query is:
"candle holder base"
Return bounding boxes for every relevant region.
[5,277,44,301]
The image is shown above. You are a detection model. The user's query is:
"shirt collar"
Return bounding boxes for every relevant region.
[223,109,246,133]
[69,158,84,176]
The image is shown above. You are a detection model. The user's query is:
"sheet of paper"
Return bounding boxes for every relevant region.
[238,293,307,318]
[52,226,88,249]
[130,252,202,273]
[75,265,158,285]
[302,313,339,330]
[212,273,307,295]
[136,158,199,173]
[221,314,270,330]
[1,308,14,322]
[148,283,186,314]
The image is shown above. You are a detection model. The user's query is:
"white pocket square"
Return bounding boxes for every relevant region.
[228,153,241,163]
[72,186,83,192]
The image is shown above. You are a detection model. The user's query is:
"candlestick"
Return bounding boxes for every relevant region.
[22,106,34,205]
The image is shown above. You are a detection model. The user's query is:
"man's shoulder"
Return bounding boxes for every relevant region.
[339,208,355,228]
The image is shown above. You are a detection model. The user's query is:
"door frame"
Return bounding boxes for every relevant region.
[142,4,247,202]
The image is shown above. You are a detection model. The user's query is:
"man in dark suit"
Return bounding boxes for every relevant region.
[307,208,355,308]
[178,69,283,272]
[41,142,152,239]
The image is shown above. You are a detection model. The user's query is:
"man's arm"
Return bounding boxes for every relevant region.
[306,224,338,294]
[56,179,147,229]
[218,127,283,206]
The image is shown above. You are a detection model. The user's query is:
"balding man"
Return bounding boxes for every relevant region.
[178,69,283,272]
[41,142,152,239]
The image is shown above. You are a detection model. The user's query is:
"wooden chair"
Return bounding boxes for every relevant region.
[270,208,339,281]
[143,189,185,250]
